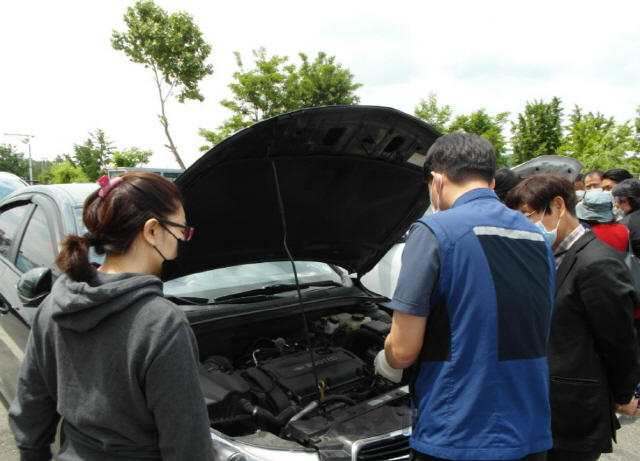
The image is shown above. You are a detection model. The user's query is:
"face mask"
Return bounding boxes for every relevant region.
[614,206,625,220]
[534,209,563,248]
[575,190,586,202]
[154,224,187,278]
[430,173,443,214]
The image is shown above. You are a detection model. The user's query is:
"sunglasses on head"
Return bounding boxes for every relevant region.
[158,219,195,242]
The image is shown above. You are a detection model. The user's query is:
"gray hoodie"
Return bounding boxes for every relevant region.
[9,271,214,461]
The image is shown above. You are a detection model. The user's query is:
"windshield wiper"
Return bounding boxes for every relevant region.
[213,281,343,303]
[165,295,210,305]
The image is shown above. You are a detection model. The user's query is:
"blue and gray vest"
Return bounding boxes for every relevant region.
[410,189,554,460]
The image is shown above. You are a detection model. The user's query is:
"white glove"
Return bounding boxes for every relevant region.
[374,349,403,383]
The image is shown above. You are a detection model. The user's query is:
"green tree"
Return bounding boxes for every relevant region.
[413,94,509,166]
[0,144,29,177]
[49,160,90,184]
[511,97,564,164]
[450,109,511,166]
[558,106,638,171]
[111,0,213,168]
[73,129,114,181]
[110,147,153,167]
[414,93,453,134]
[199,47,361,149]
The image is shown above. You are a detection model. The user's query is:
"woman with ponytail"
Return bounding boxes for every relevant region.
[9,172,214,461]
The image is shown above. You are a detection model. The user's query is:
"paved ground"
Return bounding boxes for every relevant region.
[0,399,638,461]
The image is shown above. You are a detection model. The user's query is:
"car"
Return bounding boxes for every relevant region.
[0,172,28,202]
[0,105,441,460]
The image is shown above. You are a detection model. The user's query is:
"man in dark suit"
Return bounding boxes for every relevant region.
[506,174,640,461]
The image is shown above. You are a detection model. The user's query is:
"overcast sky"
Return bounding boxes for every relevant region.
[1,0,639,170]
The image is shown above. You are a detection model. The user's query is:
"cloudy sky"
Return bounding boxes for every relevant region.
[1,0,639,170]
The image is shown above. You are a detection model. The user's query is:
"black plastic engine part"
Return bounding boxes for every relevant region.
[256,347,366,406]
[199,365,251,424]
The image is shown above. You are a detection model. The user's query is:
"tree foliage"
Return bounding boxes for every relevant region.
[73,129,115,182]
[414,93,453,134]
[199,48,361,149]
[48,160,90,184]
[511,97,564,164]
[111,0,213,168]
[414,94,510,166]
[110,147,153,167]
[557,106,638,171]
[0,144,29,177]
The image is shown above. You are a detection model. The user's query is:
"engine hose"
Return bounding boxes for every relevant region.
[239,399,298,428]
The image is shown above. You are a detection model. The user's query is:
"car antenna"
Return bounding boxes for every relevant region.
[268,151,324,408]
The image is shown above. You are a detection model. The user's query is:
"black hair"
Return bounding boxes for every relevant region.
[611,178,640,212]
[575,173,584,182]
[602,168,633,183]
[504,174,577,216]
[422,132,496,184]
[494,168,522,203]
[56,172,183,282]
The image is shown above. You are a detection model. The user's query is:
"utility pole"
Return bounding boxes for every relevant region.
[3,133,34,182]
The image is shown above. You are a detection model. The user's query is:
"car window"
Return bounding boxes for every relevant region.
[0,178,27,201]
[16,206,56,272]
[0,204,30,260]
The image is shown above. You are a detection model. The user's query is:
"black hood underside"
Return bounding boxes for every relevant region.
[170,106,440,280]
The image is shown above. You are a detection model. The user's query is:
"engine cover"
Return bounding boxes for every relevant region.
[258,347,366,405]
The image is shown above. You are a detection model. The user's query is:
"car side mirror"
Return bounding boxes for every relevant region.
[17,267,53,307]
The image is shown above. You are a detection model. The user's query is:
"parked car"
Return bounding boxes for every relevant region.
[0,172,28,202]
[0,105,441,460]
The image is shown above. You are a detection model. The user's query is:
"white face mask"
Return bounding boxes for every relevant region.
[575,190,586,202]
[430,173,443,214]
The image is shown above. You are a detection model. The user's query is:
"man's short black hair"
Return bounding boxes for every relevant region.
[602,168,633,183]
[423,132,496,184]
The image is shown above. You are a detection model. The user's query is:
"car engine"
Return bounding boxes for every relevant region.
[197,305,412,450]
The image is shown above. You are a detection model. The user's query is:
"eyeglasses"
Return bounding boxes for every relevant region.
[523,209,543,222]
[158,219,195,242]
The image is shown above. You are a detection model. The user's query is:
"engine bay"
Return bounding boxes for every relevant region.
[195,300,412,451]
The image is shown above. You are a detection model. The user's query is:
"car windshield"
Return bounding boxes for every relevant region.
[164,261,344,299]
[0,179,27,201]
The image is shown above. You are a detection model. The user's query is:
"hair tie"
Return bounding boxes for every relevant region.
[97,175,124,199]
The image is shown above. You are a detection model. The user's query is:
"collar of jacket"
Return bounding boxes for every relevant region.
[554,231,596,292]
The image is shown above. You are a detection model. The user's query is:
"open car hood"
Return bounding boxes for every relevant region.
[169,106,441,280]
[511,155,583,182]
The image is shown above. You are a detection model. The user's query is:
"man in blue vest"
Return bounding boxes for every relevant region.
[375,133,555,461]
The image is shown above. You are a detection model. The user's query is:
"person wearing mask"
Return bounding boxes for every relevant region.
[9,172,215,461]
[575,189,628,251]
[505,174,640,461]
[583,169,604,190]
[612,178,640,230]
[376,133,555,461]
[573,173,585,201]
[601,168,633,192]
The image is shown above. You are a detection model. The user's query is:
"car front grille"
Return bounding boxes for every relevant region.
[355,434,410,461]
